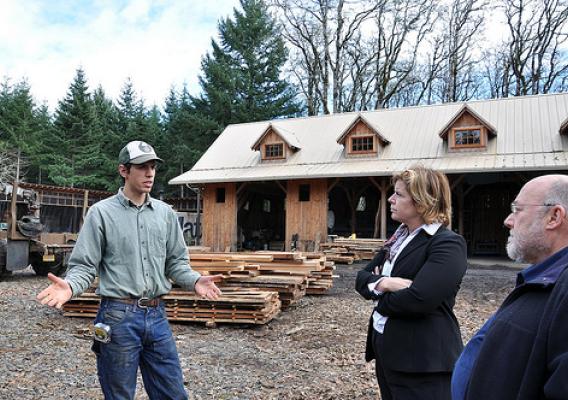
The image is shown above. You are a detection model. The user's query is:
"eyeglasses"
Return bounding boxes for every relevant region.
[510,203,554,214]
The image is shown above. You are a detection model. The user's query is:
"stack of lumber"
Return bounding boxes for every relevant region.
[304,252,335,295]
[63,286,281,325]
[63,250,335,325]
[188,250,335,307]
[163,288,280,324]
[320,237,386,264]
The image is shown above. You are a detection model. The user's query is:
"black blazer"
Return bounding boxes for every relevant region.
[356,226,467,373]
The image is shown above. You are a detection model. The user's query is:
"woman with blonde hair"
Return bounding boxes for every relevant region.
[356,165,467,400]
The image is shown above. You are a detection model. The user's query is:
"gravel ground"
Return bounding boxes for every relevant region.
[0,263,518,400]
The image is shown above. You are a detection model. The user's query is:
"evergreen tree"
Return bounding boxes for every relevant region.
[116,78,158,146]
[0,78,52,183]
[193,0,301,127]
[160,86,222,197]
[163,86,180,127]
[91,86,122,190]
[32,104,56,184]
[117,78,140,139]
[50,67,108,188]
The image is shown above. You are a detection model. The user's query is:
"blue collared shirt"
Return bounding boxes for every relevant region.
[451,246,568,400]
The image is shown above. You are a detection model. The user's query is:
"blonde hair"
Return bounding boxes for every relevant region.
[392,165,452,225]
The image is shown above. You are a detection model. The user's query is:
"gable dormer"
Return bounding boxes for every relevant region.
[337,114,390,158]
[439,105,496,151]
[251,123,301,162]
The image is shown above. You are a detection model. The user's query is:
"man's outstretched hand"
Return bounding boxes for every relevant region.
[195,275,223,300]
[36,273,73,309]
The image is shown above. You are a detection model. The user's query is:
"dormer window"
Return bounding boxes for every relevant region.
[439,105,496,152]
[265,143,284,158]
[351,136,374,152]
[337,114,390,158]
[251,123,301,162]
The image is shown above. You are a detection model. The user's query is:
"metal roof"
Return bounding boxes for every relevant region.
[170,93,568,185]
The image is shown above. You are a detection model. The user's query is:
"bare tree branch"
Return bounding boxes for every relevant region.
[502,0,568,95]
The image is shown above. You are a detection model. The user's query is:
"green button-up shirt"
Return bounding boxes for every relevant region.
[65,189,200,298]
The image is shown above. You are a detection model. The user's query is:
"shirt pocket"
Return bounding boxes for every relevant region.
[148,224,167,262]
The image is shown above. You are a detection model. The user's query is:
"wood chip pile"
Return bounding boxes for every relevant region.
[320,237,386,264]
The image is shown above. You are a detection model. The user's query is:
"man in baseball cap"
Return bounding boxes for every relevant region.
[118,140,163,165]
[38,139,222,399]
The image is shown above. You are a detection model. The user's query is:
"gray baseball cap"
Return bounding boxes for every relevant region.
[118,141,163,165]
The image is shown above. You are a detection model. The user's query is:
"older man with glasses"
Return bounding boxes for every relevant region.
[451,174,568,400]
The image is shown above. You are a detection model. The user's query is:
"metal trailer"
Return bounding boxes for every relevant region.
[0,181,86,277]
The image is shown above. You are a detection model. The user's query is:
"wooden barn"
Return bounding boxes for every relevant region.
[170,93,568,255]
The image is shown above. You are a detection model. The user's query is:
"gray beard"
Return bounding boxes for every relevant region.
[506,230,550,264]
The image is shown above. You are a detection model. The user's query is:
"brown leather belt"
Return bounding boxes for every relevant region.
[103,297,162,308]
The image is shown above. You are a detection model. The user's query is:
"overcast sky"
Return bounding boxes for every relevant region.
[0,0,241,111]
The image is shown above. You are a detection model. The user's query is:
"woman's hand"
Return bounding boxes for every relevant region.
[375,277,413,292]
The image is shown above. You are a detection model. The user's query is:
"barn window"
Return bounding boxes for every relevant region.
[454,129,481,146]
[450,127,486,149]
[216,188,225,203]
[264,143,284,158]
[299,184,310,202]
[351,136,374,152]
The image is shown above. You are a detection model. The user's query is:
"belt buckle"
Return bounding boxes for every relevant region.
[137,298,150,308]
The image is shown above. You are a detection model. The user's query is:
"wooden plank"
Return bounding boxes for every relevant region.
[189,253,274,262]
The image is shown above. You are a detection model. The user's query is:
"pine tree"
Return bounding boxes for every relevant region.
[193,0,301,127]
[116,79,151,142]
[163,86,180,126]
[91,86,122,190]
[0,78,52,183]
[50,67,108,188]
[160,85,222,196]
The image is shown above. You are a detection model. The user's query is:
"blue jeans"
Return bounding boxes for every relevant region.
[92,299,188,400]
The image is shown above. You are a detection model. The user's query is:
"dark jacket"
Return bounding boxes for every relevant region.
[356,226,468,373]
[465,251,568,400]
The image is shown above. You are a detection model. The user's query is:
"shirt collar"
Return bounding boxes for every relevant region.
[408,222,442,236]
[517,245,568,286]
[117,188,154,209]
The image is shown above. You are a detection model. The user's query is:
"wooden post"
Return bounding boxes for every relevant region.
[457,185,464,235]
[380,184,387,239]
[195,188,201,246]
[81,190,89,228]
[369,177,390,239]
[449,175,465,232]
[8,181,18,240]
